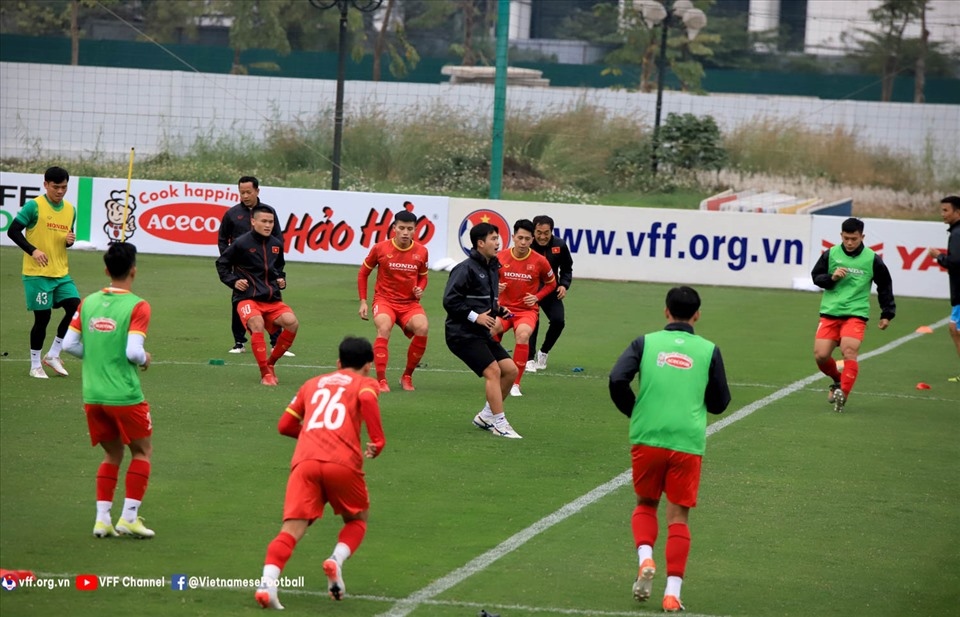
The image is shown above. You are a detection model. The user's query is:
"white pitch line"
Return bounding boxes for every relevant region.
[375,317,951,617]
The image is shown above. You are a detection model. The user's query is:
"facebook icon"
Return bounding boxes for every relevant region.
[170,574,188,591]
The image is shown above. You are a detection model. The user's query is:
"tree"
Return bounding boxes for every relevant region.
[372,0,420,81]
[600,0,719,93]
[842,0,927,102]
[208,0,292,74]
[0,0,118,65]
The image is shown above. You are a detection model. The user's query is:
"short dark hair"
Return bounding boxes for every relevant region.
[238,175,259,189]
[841,217,864,234]
[44,166,69,183]
[532,215,554,230]
[470,222,499,248]
[104,242,137,279]
[251,204,274,220]
[339,336,374,369]
[513,219,534,235]
[942,196,960,210]
[395,210,417,224]
[666,286,700,320]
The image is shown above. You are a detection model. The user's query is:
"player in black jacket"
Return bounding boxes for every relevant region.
[528,215,574,372]
[216,205,299,386]
[218,176,284,354]
[443,222,522,439]
[928,195,960,381]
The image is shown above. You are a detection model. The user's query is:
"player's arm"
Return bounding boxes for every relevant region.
[535,269,557,302]
[608,336,644,417]
[557,240,574,289]
[810,251,836,289]
[217,212,233,254]
[414,247,429,295]
[127,301,152,370]
[66,209,76,247]
[278,409,303,438]
[705,346,732,415]
[215,242,242,288]
[274,244,287,289]
[442,264,476,321]
[62,301,85,357]
[6,201,39,256]
[873,255,896,322]
[937,231,960,270]
[359,387,385,458]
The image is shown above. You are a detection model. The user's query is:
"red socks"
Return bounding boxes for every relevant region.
[125,459,150,501]
[405,336,427,376]
[514,343,529,382]
[631,504,659,548]
[816,357,842,382]
[264,531,298,570]
[251,332,268,373]
[840,359,859,395]
[338,519,367,554]
[666,523,691,578]
[96,462,119,502]
[374,337,389,381]
[268,329,297,365]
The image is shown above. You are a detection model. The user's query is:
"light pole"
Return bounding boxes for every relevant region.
[309,0,384,190]
[637,0,706,175]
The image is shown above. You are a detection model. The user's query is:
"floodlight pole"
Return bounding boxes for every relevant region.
[309,0,384,190]
[651,19,670,176]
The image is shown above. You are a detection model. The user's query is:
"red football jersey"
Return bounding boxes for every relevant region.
[497,248,556,312]
[360,239,429,305]
[286,370,384,472]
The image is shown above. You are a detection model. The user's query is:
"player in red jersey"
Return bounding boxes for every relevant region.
[357,208,429,393]
[492,219,556,397]
[254,336,386,610]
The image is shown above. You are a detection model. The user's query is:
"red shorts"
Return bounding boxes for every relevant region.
[85,401,152,446]
[283,459,369,522]
[372,298,425,330]
[237,300,293,334]
[816,317,866,343]
[499,309,538,333]
[631,444,702,508]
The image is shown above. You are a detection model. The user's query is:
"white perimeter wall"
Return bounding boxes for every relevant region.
[1,62,956,163]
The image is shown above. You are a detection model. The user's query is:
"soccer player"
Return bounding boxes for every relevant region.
[62,243,156,539]
[811,217,896,411]
[492,219,556,397]
[254,336,385,610]
[6,166,80,378]
[527,214,573,373]
[217,176,289,356]
[215,205,298,386]
[442,222,522,439]
[609,286,731,613]
[357,208,429,392]
[927,195,960,382]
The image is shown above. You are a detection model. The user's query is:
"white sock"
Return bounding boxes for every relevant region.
[96,500,112,525]
[30,350,41,369]
[665,575,682,598]
[262,564,281,585]
[480,401,492,415]
[637,544,653,563]
[122,498,142,522]
[48,337,63,357]
[332,542,351,564]
[492,412,505,422]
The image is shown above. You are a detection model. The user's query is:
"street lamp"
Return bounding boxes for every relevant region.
[309,0,384,190]
[637,0,707,175]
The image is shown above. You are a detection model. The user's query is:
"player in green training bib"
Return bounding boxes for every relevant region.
[811,217,896,412]
[63,243,156,540]
[609,286,731,613]
[5,166,79,379]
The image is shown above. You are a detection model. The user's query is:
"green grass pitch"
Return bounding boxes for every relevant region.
[1,246,958,617]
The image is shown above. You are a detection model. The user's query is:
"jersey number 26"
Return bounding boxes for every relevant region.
[306,387,347,431]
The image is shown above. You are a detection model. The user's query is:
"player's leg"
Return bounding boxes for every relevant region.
[323,464,372,601]
[660,451,700,613]
[527,309,541,373]
[230,298,246,353]
[630,444,666,602]
[537,297,566,369]
[87,403,123,538]
[28,309,52,377]
[835,318,866,408]
[258,460,324,609]
[948,307,960,381]
[239,301,272,383]
[371,306,395,389]
[399,310,428,391]
[510,318,535,396]
[266,305,299,366]
[813,318,843,402]
[485,353,521,439]
[43,285,79,376]
[115,402,155,538]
